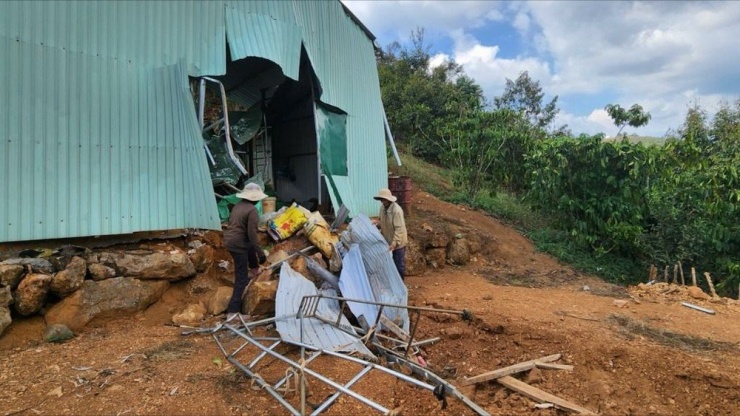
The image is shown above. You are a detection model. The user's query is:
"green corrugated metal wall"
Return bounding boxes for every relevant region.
[0,0,387,242]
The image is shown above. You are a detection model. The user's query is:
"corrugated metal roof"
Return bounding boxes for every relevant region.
[0,0,387,242]
[344,215,409,331]
[338,244,381,324]
[275,263,373,357]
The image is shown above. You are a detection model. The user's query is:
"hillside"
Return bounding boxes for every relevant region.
[1,185,739,415]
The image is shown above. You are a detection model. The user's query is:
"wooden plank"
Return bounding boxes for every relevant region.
[535,362,574,371]
[379,315,410,341]
[460,354,561,386]
[497,376,596,415]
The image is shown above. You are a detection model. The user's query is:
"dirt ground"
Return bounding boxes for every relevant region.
[2,190,739,416]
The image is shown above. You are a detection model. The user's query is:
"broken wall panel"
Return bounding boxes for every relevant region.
[275,263,373,357]
[338,244,380,324]
[345,215,410,331]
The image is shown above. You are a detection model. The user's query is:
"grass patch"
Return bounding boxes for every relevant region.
[388,150,455,199]
[609,314,738,352]
[143,339,196,361]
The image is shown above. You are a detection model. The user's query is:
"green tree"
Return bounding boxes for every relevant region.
[493,71,561,132]
[604,103,652,136]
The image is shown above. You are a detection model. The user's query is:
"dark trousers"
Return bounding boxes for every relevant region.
[392,247,406,280]
[227,246,261,314]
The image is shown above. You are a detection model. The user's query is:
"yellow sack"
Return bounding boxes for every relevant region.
[304,221,339,259]
[267,204,308,241]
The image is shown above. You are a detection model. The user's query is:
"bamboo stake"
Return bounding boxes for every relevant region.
[648,265,657,282]
[673,264,678,284]
[663,266,668,282]
[678,262,685,286]
[704,272,719,299]
[691,267,697,286]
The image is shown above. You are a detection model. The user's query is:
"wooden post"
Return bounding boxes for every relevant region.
[691,268,697,286]
[673,264,678,284]
[678,262,685,286]
[663,266,668,282]
[648,265,657,282]
[704,272,719,299]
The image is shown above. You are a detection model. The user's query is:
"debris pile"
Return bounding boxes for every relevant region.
[630,282,737,308]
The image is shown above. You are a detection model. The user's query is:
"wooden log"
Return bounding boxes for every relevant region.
[379,315,410,342]
[663,266,668,282]
[691,267,697,286]
[460,354,561,386]
[704,272,719,299]
[497,376,596,415]
[678,262,685,286]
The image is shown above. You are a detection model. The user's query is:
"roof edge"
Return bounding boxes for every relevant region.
[338,1,378,45]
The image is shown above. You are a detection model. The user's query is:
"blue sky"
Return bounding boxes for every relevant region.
[343,1,740,137]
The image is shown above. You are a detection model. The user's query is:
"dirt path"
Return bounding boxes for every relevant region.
[1,190,739,415]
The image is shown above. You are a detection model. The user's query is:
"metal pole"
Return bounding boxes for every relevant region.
[310,366,373,415]
[383,109,402,167]
[404,310,422,360]
[201,77,248,176]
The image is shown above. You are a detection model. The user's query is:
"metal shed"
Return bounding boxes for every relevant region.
[0,0,389,243]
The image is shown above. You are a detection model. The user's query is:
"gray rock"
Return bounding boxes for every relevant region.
[50,256,87,297]
[0,286,12,307]
[0,306,11,337]
[446,238,470,265]
[105,251,196,281]
[207,286,232,315]
[0,258,54,274]
[43,324,74,343]
[45,277,169,331]
[0,264,25,289]
[88,263,116,281]
[14,273,52,316]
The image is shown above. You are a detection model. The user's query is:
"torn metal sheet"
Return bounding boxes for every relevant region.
[338,244,380,325]
[276,263,372,357]
[344,214,409,331]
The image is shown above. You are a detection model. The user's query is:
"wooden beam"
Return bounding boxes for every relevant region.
[460,354,561,386]
[535,362,574,371]
[497,376,596,415]
[379,315,410,342]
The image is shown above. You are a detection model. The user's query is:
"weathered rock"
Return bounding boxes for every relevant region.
[291,256,309,277]
[50,256,87,297]
[43,324,74,343]
[466,233,482,255]
[202,230,223,248]
[172,303,206,326]
[267,250,290,265]
[45,278,169,331]
[189,245,215,273]
[0,264,25,289]
[447,238,470,265]
[1,258,54,274]
[110,252,196,281]
[187,274,215,295]
[425,232,449,249]
[425,248,446,269]
[88,263,116,281]
[687,286,710,300]
[14,273,52,316]
[242,280,277,316]
[207,286,233,315]
[526,367,543,385]
[0,306,11,337]
[0,286,12,307]
[404,240,426,276]
[444,327,465,340]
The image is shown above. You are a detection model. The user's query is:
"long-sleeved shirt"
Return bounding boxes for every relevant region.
[223,200,259,253]
[379,202,408,249]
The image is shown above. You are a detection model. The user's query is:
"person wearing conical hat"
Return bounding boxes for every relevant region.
[223,183,268,321]
[374,188,408,280]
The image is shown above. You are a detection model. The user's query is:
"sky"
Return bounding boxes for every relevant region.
[343,0,740,137]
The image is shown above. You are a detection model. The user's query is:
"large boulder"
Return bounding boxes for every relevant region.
[0,258,54,274]
[45,278,169,331]
[50,256,87,297]
[0,264,25,289]
[0,286,12,307]
[425,248,447,269]
[106,252,196,281]
[404,240,426,276]
[0,307,11,337]
[189,245,215,273]
[207,286,232,315]
[88,263,116,281]
[447,238,471,265]
[242,280,277,316]
[14,273,52,316]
